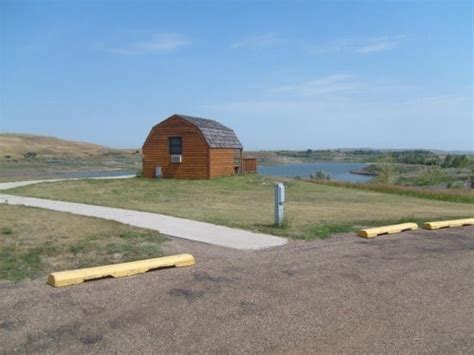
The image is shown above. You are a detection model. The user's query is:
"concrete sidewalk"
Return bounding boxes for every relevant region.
[0,175,136,191]
[0,193,287,250]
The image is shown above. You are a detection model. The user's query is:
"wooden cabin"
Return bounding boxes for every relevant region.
[142,114,257,179]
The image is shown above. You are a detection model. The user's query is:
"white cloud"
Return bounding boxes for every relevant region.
[308,39,353,55]
[309,35,404,55]
[110,33,190,54]
[231,33,280,49]
[269,74,360,97]
[356,36,403,54]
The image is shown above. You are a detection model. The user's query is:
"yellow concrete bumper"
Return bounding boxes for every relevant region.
[422,218,474,230]
[48,253,195,287]
[357,223,418,238]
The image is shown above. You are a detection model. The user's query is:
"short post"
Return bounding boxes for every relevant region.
[155,166,162,179]
[274,183,285,226]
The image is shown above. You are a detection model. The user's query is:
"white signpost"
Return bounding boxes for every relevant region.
[274,183,285,226]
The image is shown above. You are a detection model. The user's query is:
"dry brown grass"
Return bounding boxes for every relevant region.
[0,134,141,181]
[0,204,167,281]
[0,133,107,160]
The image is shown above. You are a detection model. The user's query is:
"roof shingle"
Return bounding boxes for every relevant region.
[176,114,243,149]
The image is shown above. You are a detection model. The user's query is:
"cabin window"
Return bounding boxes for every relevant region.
[169,137,182,155]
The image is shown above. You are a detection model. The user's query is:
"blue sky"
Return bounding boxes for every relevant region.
[1,0,472,150]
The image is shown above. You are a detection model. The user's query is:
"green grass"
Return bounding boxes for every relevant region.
[6,175,473,240]
[0,204,167,282]
[307,179,474,204]
[0,246,44,282]
[279,216,447,240]
[308,224,355,240]
[1,226,13,235]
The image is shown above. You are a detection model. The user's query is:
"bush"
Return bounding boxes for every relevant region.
[310,170,331,180]
[411,167,449,186]
[442,154,471,168]
[1,227,13,235]
[376,154,396,183]
[23,152,37,160]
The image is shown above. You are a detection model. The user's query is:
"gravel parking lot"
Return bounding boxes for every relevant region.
[1,227,473,353]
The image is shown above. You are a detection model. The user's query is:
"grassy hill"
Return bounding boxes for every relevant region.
[0,133,137,160]
[0,133,141,181]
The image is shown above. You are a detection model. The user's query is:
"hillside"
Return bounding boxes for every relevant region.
[0,133,137,160]
[0,133,141,181]
[249,148,473,166]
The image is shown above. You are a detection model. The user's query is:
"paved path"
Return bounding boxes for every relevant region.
[0,177,287,250]
[0,175,136,191]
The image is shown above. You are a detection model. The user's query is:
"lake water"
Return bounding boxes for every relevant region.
[54,164,371,183]
[50,169,137,179]
[258,162,372,183]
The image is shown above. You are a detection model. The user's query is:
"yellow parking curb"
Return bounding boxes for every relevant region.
[422,218,474,230]
[48,253,195,287]
[357,223,418,238]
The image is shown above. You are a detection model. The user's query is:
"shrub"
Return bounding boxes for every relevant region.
[310,170,331,180]
[376,154,396,183]
[442,154,471,169]
[412,167,449,186]
[23,152,37,160]
[1,227,13,235]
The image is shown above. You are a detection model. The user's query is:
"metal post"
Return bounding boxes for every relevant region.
[155,166,162,179]
[274,183,285,226]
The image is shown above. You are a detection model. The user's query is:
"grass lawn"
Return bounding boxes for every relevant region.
[6,175,473,240]
[307,179,474,204]
[0,205,167,282]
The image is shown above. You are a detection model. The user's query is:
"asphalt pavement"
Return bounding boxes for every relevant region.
[1,226,473,353]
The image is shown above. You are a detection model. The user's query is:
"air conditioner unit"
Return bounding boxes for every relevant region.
[171,154,182,163]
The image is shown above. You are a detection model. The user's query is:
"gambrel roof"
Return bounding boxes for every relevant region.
[176,114,243,149]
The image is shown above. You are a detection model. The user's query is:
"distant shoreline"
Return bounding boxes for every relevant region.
[350,170,378,176]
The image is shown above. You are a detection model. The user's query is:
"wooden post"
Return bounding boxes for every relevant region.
[240,149,244,174]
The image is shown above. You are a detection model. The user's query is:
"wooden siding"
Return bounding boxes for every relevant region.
[142,116,209,179]
[209,149,236,178]
[243,158,257,173]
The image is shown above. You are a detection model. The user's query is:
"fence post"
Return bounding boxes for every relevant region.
[274,183,285,226]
